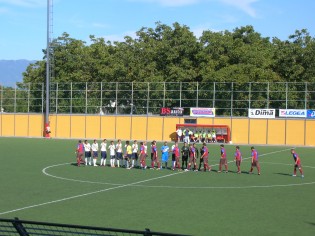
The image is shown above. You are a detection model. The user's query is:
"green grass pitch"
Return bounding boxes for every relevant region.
[0,137,314,236]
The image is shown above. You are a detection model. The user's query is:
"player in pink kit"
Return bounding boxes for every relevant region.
[234,146,242,174]
[172,142,181,171]
[249,146,260,175]
[76,140,84,167]
[200,143,211,171]
[291,149,304,178]
[139,141,147,170]
[186,143,197,171]
[151,140,160,170]
[218,144,228,173]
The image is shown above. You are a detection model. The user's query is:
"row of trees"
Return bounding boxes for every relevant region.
[23,22,315,84]
[2,22,314,115]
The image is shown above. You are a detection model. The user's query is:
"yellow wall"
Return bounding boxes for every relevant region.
[147,117,163,141]
[231,118,249,144]
[1,114,15,136]
[1,114,315,147]
[86,116,101,139]
[267,119,286,145]
[163,117,181,141]
[116,116,132,140]
[286,120,305,146]
[305,120,315,146]
[70,116,85,139]
[101,116,116,140]
[15,115,29,137]
[249,119,267,144]
[131,116,148,141]
[49,115,57,138]
[55,115,71,138]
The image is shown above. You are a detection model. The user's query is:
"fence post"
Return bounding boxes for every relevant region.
[12,218,29,236]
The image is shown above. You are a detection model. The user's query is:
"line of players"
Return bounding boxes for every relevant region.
[75,139,304,177]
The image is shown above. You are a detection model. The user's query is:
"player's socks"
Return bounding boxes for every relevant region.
[132,160,135,167]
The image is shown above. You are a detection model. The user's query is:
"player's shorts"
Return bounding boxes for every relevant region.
[110,155,115,160]
[151,153,154,160]
[235,160,241,166]
[182,155,188,162]
[203,157,208,164]
[295,163,301,168]
[220,158,227,165]
[116,152,123,160]
[140,153,146,160]
[172,154,176,162]
[132,153,138,159]
[101,151,107,159]
[77,151,84,159]
[126,154,132,159]
[251,159,259,167]
[85,151,91,158]
[93,151,98,158]
[189,156,196,163]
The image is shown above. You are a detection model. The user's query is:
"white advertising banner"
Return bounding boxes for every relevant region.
[190,108,215,117]
[279,109,306,118]
[248,109,275,118]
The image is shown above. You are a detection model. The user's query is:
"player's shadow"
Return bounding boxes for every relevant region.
[274,172,292,176]
[306,222,315,227]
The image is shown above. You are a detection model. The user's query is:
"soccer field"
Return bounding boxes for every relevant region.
[0,137,314,236]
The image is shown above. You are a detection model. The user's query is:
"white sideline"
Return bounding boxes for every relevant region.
[0,148,292,216]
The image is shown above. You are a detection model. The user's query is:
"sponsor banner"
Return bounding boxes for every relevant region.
[248,109,275,119]
[160,107,184,116]
[307,110,315,119]
[279,109,306,118]
[190,108,215,117]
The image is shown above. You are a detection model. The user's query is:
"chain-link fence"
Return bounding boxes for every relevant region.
[1,82,314,116]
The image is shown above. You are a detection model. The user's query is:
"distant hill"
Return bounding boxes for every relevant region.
[0,60,35,87]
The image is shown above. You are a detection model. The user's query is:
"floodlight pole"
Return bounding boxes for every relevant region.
[45,0,51,137]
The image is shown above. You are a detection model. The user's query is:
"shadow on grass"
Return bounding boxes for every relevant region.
[306,222,315,227]
[274,172,292,176]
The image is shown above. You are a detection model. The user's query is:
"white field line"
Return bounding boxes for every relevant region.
[0,148,292,216]
[0,171,182,216]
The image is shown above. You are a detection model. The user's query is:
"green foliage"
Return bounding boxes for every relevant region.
[16,23,315,114]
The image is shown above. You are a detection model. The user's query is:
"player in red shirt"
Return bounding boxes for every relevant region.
[151,140,160,170]
[76,140,84,167]
[291,149,304,178]
[200,143,211,171]
[234,146,242,174]
[218,144,228,173]
[249,146,260,175]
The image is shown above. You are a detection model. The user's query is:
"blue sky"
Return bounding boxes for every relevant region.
[0,0,314,60]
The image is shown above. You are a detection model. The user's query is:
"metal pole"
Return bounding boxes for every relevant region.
[14,84,17,113]
[163,82,165,107]
[267,82,270,109]
[179,82,182,108]
[305,82,307,109]
[196,82,199,107]
[27,83,30,113]
[147,82,150,115]
[286,82,288,109]
[213,82,215,108]
[45,0,50,123]
[85,82,88,114]
[231,82,233,116]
